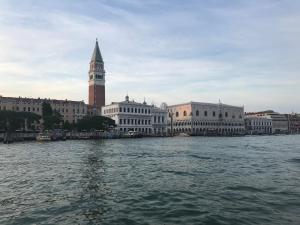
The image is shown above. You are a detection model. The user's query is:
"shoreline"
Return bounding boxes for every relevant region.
[0,131,298,144]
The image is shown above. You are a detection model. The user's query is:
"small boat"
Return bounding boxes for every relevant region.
[36,133,51,142]
[177,132,190,137]
[123,131,142,138]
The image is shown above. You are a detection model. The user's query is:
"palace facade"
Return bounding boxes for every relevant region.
[167,102,245,135]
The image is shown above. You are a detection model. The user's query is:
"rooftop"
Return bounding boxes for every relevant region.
[168,101,244,109]
[0,96,85,104]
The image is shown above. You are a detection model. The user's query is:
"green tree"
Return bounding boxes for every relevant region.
[42,102,63,130]
[42,102,53,117]
[62,120,73,130]
[76,116,115,131]
[0,110,41,131]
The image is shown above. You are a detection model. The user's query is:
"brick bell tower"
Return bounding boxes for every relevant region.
[88,39,105,109]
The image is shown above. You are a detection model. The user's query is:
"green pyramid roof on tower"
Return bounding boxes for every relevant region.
[91,39,103,63]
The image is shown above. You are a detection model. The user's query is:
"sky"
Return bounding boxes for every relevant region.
[0,0,299,113]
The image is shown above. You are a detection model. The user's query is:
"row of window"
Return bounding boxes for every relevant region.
[247,127,272,131]
[175,110,242,119]
[0,106,85,114]
[172,128,244,132]
[104,107,152,115]
[248,121,272,126]
[0,102,83,107]
[0,106,41,112]
[55,108,85,114]
[153,116,165,123]
[119,118,152,125]
[90,74,103,80]
[174,121,244,127]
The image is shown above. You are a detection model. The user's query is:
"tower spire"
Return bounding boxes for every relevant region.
[91,38,103,63]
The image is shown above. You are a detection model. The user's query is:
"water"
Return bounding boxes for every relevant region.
[0,135,300,225]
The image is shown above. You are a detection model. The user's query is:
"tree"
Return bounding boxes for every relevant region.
[62,120,73,130]
[76,116,115,131]
[42,102,63,130]
[42,102,53,117]
[0,110,41,131]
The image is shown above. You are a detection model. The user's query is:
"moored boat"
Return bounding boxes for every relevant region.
[123,131,142,138]
[177,132,190,137]
[36,133,51,142]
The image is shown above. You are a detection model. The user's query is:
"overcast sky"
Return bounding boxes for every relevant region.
[0,0,299,112]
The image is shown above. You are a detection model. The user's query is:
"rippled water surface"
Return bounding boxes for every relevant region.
[0,135,300,225]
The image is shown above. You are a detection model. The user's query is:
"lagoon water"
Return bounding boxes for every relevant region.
[0,135,300,225]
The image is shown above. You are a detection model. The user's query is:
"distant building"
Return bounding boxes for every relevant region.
[244,114,272,134]
[102,95,168,135]
[88,39,105,114]
[167,102,245,135]
[268,112,288,134]
[286,113,300,134]
[152,105,168,135]
[246,111,288,134]
[0,96,87,123]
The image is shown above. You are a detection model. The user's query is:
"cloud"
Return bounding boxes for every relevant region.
[0,0,299,113]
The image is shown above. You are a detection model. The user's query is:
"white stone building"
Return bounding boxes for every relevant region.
[167,101,245,135]
[152,106,168,135]
[244,114,272,134]
[102,95,168,135]
[0,96,87,123]
[245,111,288,134]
